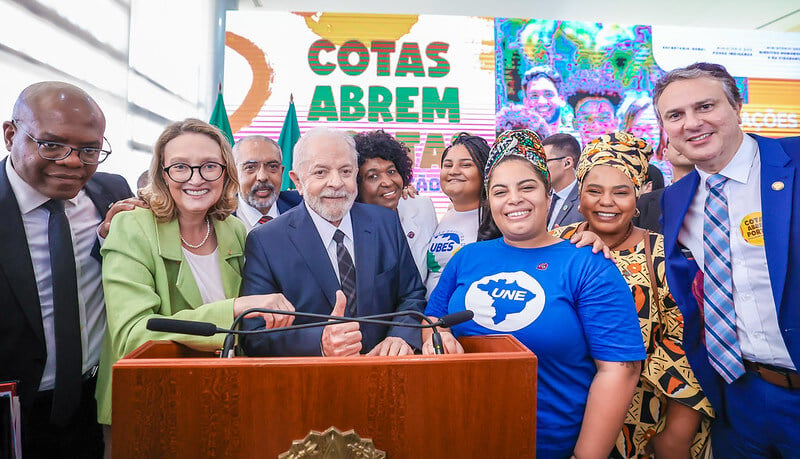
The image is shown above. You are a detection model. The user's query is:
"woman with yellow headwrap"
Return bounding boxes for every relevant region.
[552,131,713,458]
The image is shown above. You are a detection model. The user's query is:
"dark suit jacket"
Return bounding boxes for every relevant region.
[276,189,302,213]
[240,202,426,356]
[551,182,583,228]
[662,134,800,416]
[0,157,133,413]
[634,188,664,233]
[233,190,302,219]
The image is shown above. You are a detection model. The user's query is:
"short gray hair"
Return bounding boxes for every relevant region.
[292,127,357,173]
[232,135,282,162]
[653,62,742,124]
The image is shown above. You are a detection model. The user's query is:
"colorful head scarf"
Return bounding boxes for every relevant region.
[576,131,652,196]
[485,129,549,189]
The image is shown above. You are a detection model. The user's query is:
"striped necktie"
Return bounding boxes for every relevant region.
[257,215,272,225]
[702,174,745,383]
[332,229,357,315]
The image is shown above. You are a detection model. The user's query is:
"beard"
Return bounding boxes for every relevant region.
[245,181,278,213]
[305,188,356,223]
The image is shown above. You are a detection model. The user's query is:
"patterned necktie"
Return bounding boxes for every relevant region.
[42,200,82,424]
[257,215,272,225]
[332,230,357,315]
[702,174,745,383]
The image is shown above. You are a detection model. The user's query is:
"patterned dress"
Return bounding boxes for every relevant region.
[552,224,713,458]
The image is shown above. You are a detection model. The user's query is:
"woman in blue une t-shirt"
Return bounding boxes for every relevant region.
[424,129,645,459]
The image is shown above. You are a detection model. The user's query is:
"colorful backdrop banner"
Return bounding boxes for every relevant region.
[224,12,800,212]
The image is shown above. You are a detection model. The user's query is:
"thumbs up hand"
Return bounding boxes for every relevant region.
[321,290,362,357]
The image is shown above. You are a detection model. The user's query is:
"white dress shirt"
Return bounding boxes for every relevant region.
[677,134,794,369]
[305,202,356,279]
[6,159,105,390]
[236,195,281,232]
[547,179,577,230]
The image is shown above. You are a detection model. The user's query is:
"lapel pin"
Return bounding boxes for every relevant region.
[407,231,415,239]
[771,181,784,191]
[562,205,568,211]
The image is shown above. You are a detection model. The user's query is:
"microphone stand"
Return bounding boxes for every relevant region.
[221,309,446,358]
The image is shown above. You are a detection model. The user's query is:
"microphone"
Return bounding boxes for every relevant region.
[438,310,474,328]
[147,318,218,336]
[145,309,474,357]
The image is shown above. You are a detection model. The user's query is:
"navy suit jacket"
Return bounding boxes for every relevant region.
[0,157,133,412]
[662,134,800,414]
[276,189,302,213]
[551,182,583,228]
[240,202,426,356]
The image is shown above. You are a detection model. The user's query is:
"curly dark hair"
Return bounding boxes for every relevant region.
[353,130,413,188]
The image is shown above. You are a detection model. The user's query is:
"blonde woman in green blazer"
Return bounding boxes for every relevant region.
[96,119,294,447]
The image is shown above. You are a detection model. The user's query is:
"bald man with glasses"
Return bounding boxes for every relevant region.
[0,81,134,458]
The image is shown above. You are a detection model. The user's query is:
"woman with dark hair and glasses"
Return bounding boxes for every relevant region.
[95,119,294,446]
[354,130,437,283]
[425,132,491,297]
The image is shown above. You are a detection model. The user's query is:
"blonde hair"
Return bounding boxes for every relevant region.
[139,118,239,222]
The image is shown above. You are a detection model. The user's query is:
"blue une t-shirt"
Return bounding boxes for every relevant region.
[425,238,646,458]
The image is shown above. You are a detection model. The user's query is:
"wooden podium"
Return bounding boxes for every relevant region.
[112,335,537,458]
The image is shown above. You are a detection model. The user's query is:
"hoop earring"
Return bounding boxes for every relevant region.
[633,208,640,218]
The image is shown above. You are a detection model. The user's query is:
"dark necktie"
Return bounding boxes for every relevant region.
[332,230,357,315]
[257,215,272,225]
[42,200,82,425]
[547,192,559,227]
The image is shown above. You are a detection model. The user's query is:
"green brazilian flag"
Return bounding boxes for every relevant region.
[209,90,234,147]
[278,97,300,191]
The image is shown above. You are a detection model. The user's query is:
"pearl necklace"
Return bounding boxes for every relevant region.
[180,218,211,249]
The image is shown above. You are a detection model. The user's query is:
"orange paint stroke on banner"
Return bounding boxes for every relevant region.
[225,31,273,134]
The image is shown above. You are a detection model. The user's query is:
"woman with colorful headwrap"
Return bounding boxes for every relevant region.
[551,131,713,459]
[423,129,645,459]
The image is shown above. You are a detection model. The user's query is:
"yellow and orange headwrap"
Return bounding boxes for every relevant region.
[576,131,652,196]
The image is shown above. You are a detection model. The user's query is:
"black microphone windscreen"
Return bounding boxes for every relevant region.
[439,310,474,328]
[146,318,218,336]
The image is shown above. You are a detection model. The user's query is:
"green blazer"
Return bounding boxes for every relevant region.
[96,207,246,424]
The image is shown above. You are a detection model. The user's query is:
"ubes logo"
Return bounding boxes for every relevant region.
[428,232,461,254]
[465,271,546,332]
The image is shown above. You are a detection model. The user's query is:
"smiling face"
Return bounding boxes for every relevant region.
[3,84,105,200]
[488,158,551,248]
[235,138,283,214]
[358,157,404,210]
[574,97,619,145]
[440,144,482,211]
[162,132,225,218]
[290,134,357,225]
[523,77,562,123]
[656,77,743,174]
[579,165,637,241]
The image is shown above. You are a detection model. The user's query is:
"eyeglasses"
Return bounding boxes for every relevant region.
[546,156,568,162]
[12,120,111,165]
[163,162,226,183]
[239,160,282,175]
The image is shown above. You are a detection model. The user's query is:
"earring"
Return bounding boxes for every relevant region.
[633,208,640,218]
